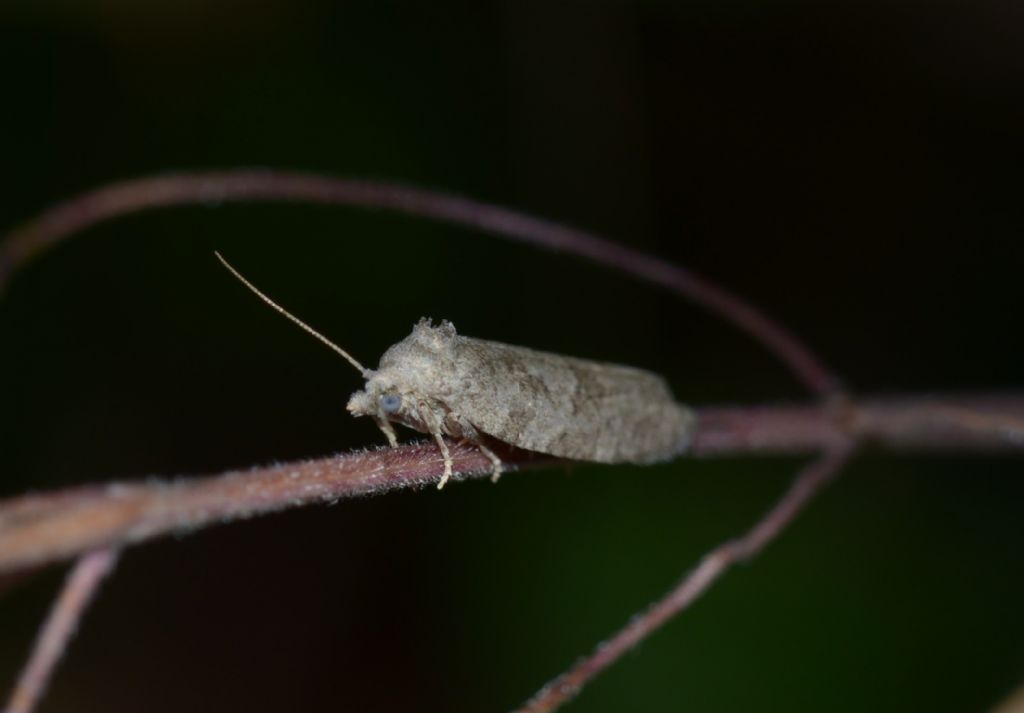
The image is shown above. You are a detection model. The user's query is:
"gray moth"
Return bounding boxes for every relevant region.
[217,253,697,488]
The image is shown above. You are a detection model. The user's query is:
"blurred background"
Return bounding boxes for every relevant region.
[1,1,1022,711]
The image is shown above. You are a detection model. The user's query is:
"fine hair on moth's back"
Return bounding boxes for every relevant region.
[216,253,697,489]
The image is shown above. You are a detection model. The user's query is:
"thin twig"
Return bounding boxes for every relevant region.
[514,445,854,713]
[0,171,840,396]
[4,548,119,713]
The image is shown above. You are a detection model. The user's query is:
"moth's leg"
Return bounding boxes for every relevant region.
[419,403,453,489]
[449,413,504,483]
[373,414,399,448]
[479,443,504,483]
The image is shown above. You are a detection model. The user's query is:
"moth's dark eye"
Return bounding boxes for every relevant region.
[380,393,402,414]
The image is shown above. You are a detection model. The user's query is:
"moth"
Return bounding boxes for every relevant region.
[216,253,696,488]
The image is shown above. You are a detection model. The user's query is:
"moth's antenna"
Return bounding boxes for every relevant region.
[214,251,370,377]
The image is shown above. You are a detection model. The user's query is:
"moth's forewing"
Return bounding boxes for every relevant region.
[446,337,694,463]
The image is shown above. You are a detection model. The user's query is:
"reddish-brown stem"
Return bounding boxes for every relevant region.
[0,171,839,396]
[0,440,552,575]
[3,548,119,713]
[692,393,1024,455]
[1,394,1022,577]
[514,445,853,713]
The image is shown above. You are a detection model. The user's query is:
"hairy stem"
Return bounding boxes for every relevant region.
[0,441,552,575]
[1,395,1022,576]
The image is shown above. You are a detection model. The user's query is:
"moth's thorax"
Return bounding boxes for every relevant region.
[345,319,462,429]
[379,320,457,376]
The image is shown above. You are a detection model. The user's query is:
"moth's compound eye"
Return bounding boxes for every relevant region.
[380,393,402,414]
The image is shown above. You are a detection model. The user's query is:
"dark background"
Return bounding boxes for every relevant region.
[1,1,1022,711]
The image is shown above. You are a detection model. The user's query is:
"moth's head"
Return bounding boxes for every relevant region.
[346,318,459,427]
[346,382,410,422]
